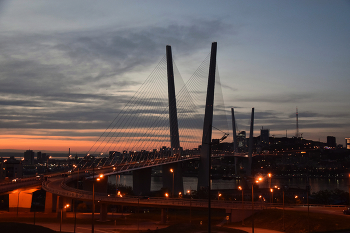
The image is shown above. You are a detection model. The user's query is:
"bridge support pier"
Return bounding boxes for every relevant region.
[133,168,151,196]
[45,192,58,213]
[99,203,108,222]
[9,188,38,212]
[160,208,167,224]
[226,208,258,223]
[162,163,183,197]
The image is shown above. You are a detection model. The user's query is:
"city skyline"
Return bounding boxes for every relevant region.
[0,1,349,152]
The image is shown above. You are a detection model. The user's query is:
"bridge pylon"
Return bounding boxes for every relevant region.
[162,45,183,195]
[197,42,217,190]
[247,107,254,176]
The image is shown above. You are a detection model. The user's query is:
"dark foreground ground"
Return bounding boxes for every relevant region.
[0,208,349,233]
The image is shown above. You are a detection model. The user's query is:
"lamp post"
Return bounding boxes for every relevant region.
[283,189,285,232]
[187,190,192,224]
[268,173,272,203]
[60,204,69,232]
[279,185,288,232]
[72,165,79,233]
[348,174,350,205]
[238,186,244,226]
[170,168,174,197]
[306,185,310,233]
[252,177,262,233]
[270,188,274,206]
[74,199,77,233]
[92,173,104,233]
[137,197,140,233]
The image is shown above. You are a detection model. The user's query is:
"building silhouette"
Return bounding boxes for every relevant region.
[24,150,34,165]
[327,136,336,148]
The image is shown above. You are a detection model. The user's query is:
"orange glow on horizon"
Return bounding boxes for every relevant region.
[0,128,203,152]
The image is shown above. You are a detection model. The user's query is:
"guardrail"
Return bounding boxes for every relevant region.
[42,176,261,209]
[43,174,348,210]
[0,179,42,193]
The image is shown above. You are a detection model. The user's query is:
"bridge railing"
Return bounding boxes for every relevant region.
[46,177,259,209]
[0,179,42,193]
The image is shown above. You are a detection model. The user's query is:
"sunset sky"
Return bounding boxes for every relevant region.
[0,1,349,153]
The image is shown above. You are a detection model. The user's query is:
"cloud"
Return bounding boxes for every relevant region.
[288,111,350,119]
[236,93,314,103]
[0,19,229,135]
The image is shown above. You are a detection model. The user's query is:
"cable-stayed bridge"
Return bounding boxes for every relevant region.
[71,41,240,196]
[2,42,254,222]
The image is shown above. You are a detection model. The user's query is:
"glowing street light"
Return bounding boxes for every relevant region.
[238,186,244,226]
[252,177,263,233]
[170,168,174,197]
[270,188,274,204]
[60,204,70,232]
[268,173,272,202]
[92,173,103,233]
[187,189,192,224]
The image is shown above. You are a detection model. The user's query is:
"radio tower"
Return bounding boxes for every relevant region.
[295,107,299,138]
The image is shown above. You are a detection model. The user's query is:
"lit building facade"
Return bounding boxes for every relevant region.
[346,138,350,150]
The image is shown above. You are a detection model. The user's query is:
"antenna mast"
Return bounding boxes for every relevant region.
[296,107,299,138]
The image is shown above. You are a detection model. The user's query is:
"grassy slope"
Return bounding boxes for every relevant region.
[0,222,57,233]
[228,209,350,233]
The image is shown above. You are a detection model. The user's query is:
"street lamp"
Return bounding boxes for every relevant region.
[268,173,272,202]
[92,173,104,233]
[252,177,262,233]
[280,185,288,232]
[187,190,192,224]
[348,174,350,205]
[170,168,174,197]
[270,188,274,205]
[238,186,244,226]
[60,204,69,232]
